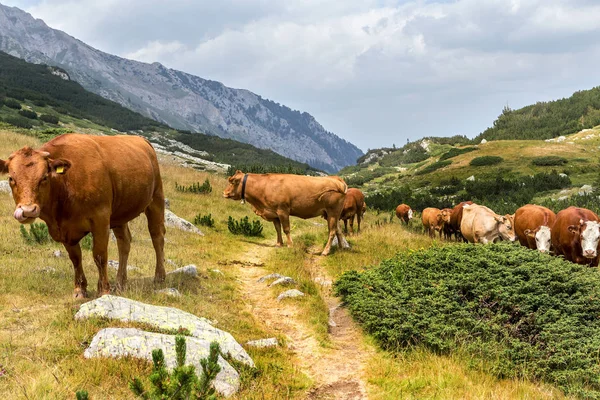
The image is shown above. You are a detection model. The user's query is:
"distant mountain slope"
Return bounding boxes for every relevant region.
[0,3,362,172]
[476,86,600,142]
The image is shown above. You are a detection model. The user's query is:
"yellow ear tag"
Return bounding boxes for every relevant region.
[56,166,65,174]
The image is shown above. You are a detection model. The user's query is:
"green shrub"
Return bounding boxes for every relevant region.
[3,98,21,109]
[33,99,47,107]
[335,243,600,398]
[193,213,215,228]
[228,216,263,237]
[80,234,93,250]
[18,109,38,119]
[175,178,212,194]
[39,114,59,124]
[469,155,504,166]
[414,160,451,175]
[53,106,69,115]
[129,335,221,400]
[439,146,477,161]
[531,156,568,166]
[75,390,89,400]
[20,223,53,245]
[3,115,33,129]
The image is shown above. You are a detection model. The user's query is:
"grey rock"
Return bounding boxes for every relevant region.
[466,175,475,181]
[277,289,305,301]
[74,295,254,367]
[164,198,170,210]
[0,180,11,194]
[257,273,283,283]
[557,196,569,201]
[269,277,296,287]
[168,264,198,277]
[84,328,239,397]
[107,260,140,272]
[579,185,593,196]
[52,250,63,258]
[480,139,487,144]
[155,288,182,297]
[559,173,568,178]
[246,338,278,348]
[210,269,225,276]
[165,209,204,235]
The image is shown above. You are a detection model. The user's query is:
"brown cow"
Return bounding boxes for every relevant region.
[514,204,556,253]
[395,204,413,224]
[340,188,365,234]
[460,204,515,244]
[450,201,474,242]
[223,171,348,256]
[422,207,444,238]
[441,208,454,240]
[0,134,166,298]
[551,206,600,266]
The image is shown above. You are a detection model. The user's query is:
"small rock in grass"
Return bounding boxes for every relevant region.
[155,288,182,297]
[277,289,305,301]
[0,180,11,194]
[246,338,278,348]
[269,277,296,287]
[167,264,198,277]
[165,209,203,235]
[257,273,283,283]
[52,250,63,258]
[36,266,56,273]
[210,269,225,276]
[107,260,140,272]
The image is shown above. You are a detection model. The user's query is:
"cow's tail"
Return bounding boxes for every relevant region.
[317,177,347,201]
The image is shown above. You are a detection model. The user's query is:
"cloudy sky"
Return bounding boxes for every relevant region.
[4,0,600,151]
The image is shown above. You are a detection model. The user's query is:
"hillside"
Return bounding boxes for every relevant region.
[0,3,363,172]
[0,50,317,174]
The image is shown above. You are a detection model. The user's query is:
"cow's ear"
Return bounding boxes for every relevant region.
[0,159,7,174]
[568,225,579,234]
[49,158,71,175]
[524,229,535,238]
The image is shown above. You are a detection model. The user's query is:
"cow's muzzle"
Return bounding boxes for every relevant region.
[583,249,597,258]
[14,204,40,223]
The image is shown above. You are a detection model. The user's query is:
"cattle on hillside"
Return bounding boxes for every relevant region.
[460,204,516,244]
[450,201,474,242]
[0,134,166,297]
[340,188,365,234]
[395,204,413,225]
[514,204,556,253]
[440,208,455,240]
[551,206,600,266]
[422,207,444,238]
[223,171,348,256]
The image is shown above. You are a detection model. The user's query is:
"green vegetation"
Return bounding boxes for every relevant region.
[129,335,221,400]
[541,190,600,214]
[335,243,600,398]
[531,156,568,166]
[227,216,264,237]
[2,115,33,128]
[365,185,453,212]
[415,160,452,175]
[39,114,59,124]
[75,390,89,400]
[470,155,503,166]
[175,179,213,194]
[2,97,21,109]
[18,109,37,119]
[344,167,396,187]
[477,87,600,142]
[20,223,52,245]
[80,233,93,250]
[226,164,310,176]
[439,146,477,161]
[193,213,215,228]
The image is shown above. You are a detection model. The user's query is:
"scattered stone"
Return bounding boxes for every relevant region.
[557,196,569,201]
[314,277,333,287]
[269,277,296,287]
[164,198,171,210]
[36,266,56,273]
[579,185,593,196]
[277,289,305,301]
[466,175,475,181]
[559,173,568,178]
[52,250,63,258]
[556,136,566,142]
[0,180,11,194]
[246,338,278,349]
[84,328,240,397]
[155,288,182,297]
[107,260,140,272]
[210,269,225,276]
[328,305,340,329]
[331,235,351,249]
[165,209,203,235]
[74,295,254,367]
[480,139,487,144]
[168,264,198,277]
[257,273,283,283]
[166,259,179,267]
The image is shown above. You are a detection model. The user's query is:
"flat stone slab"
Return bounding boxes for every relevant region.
[277,289,305,301]
[165,209,203,235]
[258,273,283,283]
[74,295,254,367]
[269,277,296,287]
[168,264,198,277]
[84,328,239,397]
[246,338,279,348]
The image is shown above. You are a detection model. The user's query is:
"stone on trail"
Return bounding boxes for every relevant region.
[168,264,198,277]
[246,338,279,348]
[0,180,11,194]
[165,209,203,235]
[84,327,240,397]
[269,276,296,287]
[277,289,305,301]
[74,295,254,367]
[155,288,182,297]
[257,273,283,283]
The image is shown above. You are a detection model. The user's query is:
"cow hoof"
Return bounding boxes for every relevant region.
[73,289,87,299]
[275,243,283,248]
[321,250,330,256]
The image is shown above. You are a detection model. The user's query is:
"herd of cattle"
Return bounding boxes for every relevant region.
[1,133,598,299]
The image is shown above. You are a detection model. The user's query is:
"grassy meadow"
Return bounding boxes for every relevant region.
[0,130,573,399]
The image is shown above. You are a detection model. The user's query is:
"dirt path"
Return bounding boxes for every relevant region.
[233,243,375,400]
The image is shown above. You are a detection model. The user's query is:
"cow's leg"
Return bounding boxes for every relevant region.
[343,218,348,234]
[91,225,111,295]
[273,219,284,247]
[357,212,362,233]
[145,197,166,283]
[277,212,293,248]
[112,224,132,291]
[349,216,355,234]
[65,242,87,298]
[322,215,338,256]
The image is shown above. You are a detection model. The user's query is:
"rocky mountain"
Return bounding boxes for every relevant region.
[0,3,362,172]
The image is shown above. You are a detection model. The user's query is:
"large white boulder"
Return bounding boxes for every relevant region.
[165,209,203,235]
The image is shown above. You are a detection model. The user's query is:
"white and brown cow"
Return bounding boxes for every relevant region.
[551,206,600,266]
[514,204,556,253]
[460,204,516,244]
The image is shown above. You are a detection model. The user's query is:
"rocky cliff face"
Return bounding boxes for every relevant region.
[0,4,362,172]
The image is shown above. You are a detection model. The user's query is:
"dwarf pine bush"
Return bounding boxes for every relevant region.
[193,213,215,228]
[335,243,600,398]
[20,223,52,245]
[227,216,263,237]
[175,179,212,194]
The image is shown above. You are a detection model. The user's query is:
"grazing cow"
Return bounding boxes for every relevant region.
[340,188,365,234]
[441,208,455,240]
[395,204,413,224]
[223,171,348,256]
[514,204,556,253]
[460,204,516,244]
[450,201,474,242]
[422,207,444,238]
[0,134,166,298]
[551,206,600,266]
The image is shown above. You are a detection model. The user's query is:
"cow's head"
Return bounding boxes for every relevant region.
[568,219,600,259]
[441,208,453,223]
[495,214,516,242]
[223,170,245,200]
[361,203,367,217]
[407,208,413,220]
[524,225,552,253]
[0,147,70,224]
